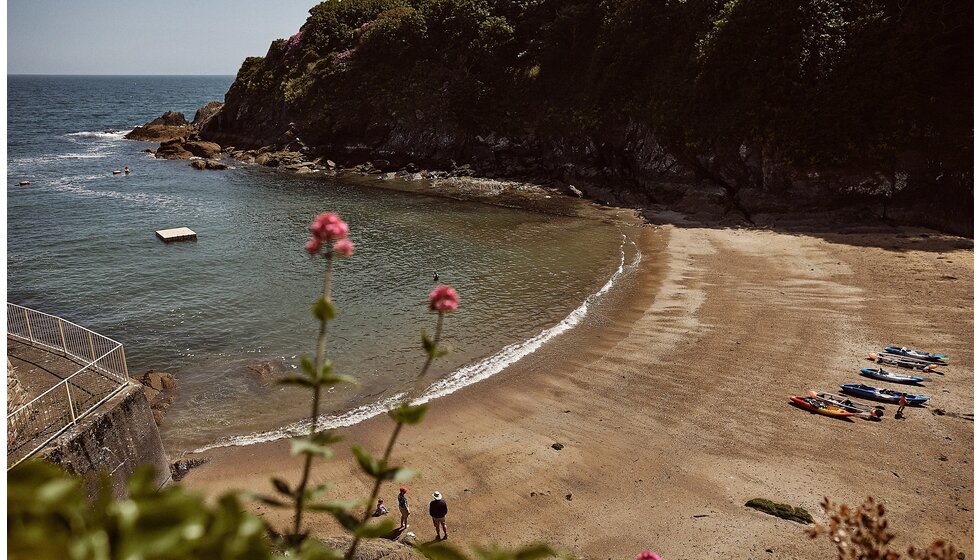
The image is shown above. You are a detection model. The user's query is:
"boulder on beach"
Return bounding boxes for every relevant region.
[155,138,194,160]
[137,370,178,426]
[244,361,281,383]
[190,159,228,170]
[183,140,222,159]
[126,111,193,142]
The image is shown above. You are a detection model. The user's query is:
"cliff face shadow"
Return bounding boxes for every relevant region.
[639,204,974,254]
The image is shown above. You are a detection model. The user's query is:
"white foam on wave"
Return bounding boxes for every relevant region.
[9,152,109,166]
[49,182,183,206]
[192,234,642,453]
[65,129,132,140]
[194,394,408,452]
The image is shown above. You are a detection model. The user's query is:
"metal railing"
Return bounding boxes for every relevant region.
[7,303,131,469]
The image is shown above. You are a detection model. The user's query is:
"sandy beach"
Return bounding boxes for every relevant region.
[183,218,973,559]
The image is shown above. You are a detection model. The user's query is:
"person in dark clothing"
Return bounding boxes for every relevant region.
[398,487,410,529]
[429,491,448,540]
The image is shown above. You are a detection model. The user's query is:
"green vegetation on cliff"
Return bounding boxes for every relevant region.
[210,0,971,218]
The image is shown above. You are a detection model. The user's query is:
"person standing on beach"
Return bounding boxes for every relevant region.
[398,487,410,529]
[896,393,908,419]
[429,491,448,540]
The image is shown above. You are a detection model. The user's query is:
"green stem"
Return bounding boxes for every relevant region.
[417,313,444,381]
[344,311,445,560]
[292,252,334,543]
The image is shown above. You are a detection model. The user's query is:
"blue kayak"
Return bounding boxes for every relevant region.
[841,383,929,405]
[860,368,925,385]
[884,346,948,364]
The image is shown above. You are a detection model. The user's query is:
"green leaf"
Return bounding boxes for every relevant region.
[354,518,396,538]
[351,445,382,477]
[297,538,344,560]
[330,509,360,531]
[303,482,333,502]
[271,478,292,497]
[311,431,344,446]
[276,375,316,388]
[422,329,436,355]
[305,499,363,513]
[379,467,417,482]
[312,298,337,322]
[421,542,470,560]
[301,356,315,376]
[290,438,335,459]
[388,402,429,425]
[250,493,289,508]
[513,544,556,560]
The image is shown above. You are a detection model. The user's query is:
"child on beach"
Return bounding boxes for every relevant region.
[373,498,389,517]
[895,393,908,419]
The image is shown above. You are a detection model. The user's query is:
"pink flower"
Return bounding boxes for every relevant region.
[428,285,459,313]
[636,552,661,560]
[311,212,349,241]
[333,239,354,257]
[305,237,322,255]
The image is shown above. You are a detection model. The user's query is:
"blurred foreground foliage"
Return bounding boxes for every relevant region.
[7,459,557,560]
[807,496,963,560]
[8,460,272,560]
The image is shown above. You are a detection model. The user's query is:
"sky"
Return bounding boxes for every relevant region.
[7,0,315,75]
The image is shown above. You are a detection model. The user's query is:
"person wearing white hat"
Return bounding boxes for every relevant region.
[428,491,448,540]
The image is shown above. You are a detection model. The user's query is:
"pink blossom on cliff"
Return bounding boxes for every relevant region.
[428,285,459,313]
[333,239,354,257]
[287,31,304,49]
[336,49,355,63]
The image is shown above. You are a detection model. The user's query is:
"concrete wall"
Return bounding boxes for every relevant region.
[40,383,171,498]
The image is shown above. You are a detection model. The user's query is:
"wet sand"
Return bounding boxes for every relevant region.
[182,219,973,559]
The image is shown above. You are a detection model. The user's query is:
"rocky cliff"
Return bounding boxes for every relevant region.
[196,0,971,233]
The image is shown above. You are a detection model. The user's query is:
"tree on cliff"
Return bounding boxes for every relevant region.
[203,0,972,220]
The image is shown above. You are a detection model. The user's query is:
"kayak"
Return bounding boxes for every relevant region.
[867,353,940,372]
[808,391,884,419]
[840,383,929,405]
[860,367,925,385]
[790,395,855,418]
[884,346,948,364]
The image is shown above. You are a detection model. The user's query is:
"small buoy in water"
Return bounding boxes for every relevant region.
[18,181,30,186]
[124,166,130,175]
[112,170,122,175]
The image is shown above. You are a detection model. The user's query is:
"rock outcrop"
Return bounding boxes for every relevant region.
[190,159,228,170]
[136,370,178,426]
[192,101,223,129]
[318,536,424,560]
[125,111,194,142]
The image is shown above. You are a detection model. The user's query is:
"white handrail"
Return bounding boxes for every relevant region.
[7,303,131,469]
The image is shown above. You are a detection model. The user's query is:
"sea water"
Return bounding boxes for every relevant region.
[7,75,630,453]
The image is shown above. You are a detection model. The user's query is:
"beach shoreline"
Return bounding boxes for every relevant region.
[181,214,973,558]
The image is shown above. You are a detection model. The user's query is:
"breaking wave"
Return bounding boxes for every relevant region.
[193,234,641,453]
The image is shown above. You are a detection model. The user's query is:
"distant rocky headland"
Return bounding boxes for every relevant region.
[129,1,971,235]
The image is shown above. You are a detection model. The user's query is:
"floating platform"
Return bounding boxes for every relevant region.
[155,227,197,242]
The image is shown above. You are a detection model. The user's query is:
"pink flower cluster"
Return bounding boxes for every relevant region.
[306,212,354,257]
[428,285,459,313]
[336,49,355,63]
[287,31,303,49]
[636,552,661,560]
